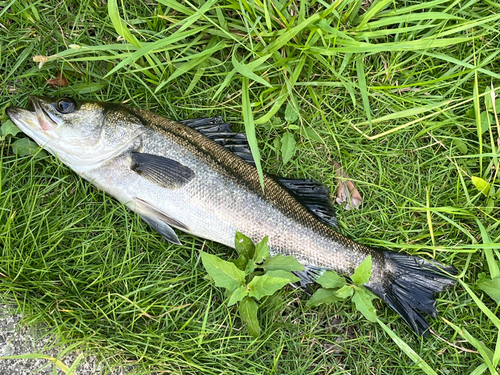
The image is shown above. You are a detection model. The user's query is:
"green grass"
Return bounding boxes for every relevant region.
[1,0,500,373]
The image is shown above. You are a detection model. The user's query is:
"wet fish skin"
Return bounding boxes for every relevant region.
[6,96,456,335]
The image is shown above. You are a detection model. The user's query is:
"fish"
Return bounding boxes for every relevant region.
[6,96,456,335]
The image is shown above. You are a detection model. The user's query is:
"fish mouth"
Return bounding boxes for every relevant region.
[5,96,60,152]
[6,96,59,133]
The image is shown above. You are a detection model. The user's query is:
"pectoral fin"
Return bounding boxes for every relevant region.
[131,152,195,189]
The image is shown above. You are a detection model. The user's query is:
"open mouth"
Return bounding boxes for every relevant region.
[28,97,36,112]
[5,96,58,134]
[28,96,58,131]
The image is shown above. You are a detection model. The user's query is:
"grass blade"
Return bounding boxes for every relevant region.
[476,219,500,279]
[107,0,141,48]
[376,319,438,375]
[242,76,264,191]
[156,42,226,92]
[443,318,497,375]
[232,54,272,88]
[104,26,207,77]
[355,55,372,129]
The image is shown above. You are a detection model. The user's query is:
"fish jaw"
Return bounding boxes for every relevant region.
[5,104,55,148]
[6,104,90,168]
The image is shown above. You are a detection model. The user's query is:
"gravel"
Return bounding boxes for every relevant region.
[0,305,129,375]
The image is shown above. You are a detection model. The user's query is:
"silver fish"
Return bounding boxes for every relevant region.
[7,96,456,335]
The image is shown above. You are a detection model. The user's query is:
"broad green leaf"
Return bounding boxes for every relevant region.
[484,87,493,112]
[479,111,492,134]
[1,120,21,138]
[306,288,342,307]
[459,280,500,329]
[262,254,304,272]
[352,287,377,322]
[247,270,299,300]
[228,285,249,307]
[316,271,346,289]
[494,98,500,113]
[280,132,296,165]
[200,251,245,292]
[477,277,500,304]
[266,270,300,282]
[239,297,260,337]
[301,127,323,143]
[244,260,257,276]
[335,285,354,299]
[231,255,248,271]
[452,139,468,154]
[235,232,255,259]
[273,137,282,154]
[253,236,269,264]
[284,102,299,123]
[485,197,494,215]
[351,255,372,285]
[471,176,491,196]
[11,138,47,158]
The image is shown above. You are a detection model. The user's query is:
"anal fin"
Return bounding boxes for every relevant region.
[292,265,326,294]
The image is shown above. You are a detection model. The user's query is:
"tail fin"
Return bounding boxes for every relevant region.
[366,251,457,336]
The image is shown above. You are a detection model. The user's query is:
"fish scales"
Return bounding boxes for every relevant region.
[6,96,456,335]
[134,107,372,272]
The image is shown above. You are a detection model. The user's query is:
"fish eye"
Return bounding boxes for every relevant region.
[55,98,76,114]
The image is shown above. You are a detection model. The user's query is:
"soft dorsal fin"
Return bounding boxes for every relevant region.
[179,117,255,165]
[277,178,337,227]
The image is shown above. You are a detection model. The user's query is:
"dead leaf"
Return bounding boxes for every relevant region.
[334,161,363,210]
[46,71,68,87]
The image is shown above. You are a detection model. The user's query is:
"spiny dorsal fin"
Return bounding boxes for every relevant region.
[277,178,337,227]
[179,117,255,165]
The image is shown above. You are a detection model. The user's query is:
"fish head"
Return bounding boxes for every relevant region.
[6,96,144,167]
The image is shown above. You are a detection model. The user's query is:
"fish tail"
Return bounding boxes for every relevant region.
[366,251,457,335]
